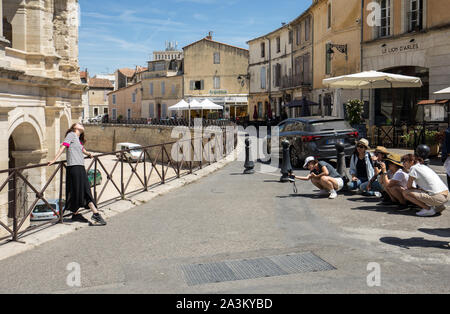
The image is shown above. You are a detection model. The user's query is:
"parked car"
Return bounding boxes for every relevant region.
[87,169,102,187]
[115,143,144,162]
[269,117,358,168]
[30,199,65,221]
[89,115,105,123]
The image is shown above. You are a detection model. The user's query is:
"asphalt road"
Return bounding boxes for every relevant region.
[0,161,449,294]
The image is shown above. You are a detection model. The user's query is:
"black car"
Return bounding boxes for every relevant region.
[270,116,358,168]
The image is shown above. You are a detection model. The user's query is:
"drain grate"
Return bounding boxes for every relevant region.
[181,252,335,286]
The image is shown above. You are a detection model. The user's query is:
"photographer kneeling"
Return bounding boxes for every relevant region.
[379,154,410,210]
[293,157,344,199]
[361,146,390,197]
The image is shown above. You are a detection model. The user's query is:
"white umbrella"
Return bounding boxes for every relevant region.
[169,99,189,111]
[434,87,450,94]
[200,99,223,110]
[323,70,422,89]
[323,70,423,125]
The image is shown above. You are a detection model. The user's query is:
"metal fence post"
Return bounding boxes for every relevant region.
[161,145,165,184]
[93,158,98,204]
[12,171,18,242]
[121,152,125,200]
[143,149,148,191]
[59,164,64,224]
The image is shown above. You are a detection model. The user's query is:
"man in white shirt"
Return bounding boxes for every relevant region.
[380,154,409,210]
[402,154,449,217]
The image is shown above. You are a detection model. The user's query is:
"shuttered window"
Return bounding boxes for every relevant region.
[149,103,154,118]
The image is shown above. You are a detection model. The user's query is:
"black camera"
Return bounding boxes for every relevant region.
[374,161,382,169]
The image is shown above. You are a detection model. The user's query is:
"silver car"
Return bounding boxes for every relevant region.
[30,199,65,221]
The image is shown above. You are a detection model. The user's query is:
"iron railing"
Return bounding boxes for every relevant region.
[0,133,234,243]
[86,118,235,127]
[280,74,311,90]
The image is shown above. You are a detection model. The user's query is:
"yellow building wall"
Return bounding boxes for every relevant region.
[108,82,142,119]
[183,39,249,97]
[312,0,362,90]
[363,0,450,41]
[141,75,183,118]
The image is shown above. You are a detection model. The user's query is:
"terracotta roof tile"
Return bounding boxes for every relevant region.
[118,68,136,77]
[88,78,113,89]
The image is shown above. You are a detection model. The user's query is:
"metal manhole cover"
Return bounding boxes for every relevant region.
[181,252,335,286]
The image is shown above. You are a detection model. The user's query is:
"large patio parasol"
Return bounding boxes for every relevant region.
[323,70,423,125]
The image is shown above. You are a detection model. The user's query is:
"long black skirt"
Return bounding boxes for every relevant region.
[65,166,96,213]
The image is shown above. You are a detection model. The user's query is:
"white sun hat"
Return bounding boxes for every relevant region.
[303,156,316,169]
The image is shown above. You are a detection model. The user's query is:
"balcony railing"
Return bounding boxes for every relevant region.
[280,74,311,89]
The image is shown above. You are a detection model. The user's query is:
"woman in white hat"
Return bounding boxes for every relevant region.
[348,139,375,193]
[292,157,344,199]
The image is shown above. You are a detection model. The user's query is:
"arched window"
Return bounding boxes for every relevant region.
[3,17,12,47]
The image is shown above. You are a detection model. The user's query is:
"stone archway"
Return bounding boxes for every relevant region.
[7,122,46,229]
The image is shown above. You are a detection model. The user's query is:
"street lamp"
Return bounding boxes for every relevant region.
[237,74,250,87]
[327,43,348,60]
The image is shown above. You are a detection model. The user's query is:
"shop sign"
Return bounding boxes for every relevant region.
[210,90,228,95]
[382,43,419,54]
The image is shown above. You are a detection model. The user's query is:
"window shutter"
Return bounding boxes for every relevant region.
[200,80,204,90]
[190,81,194,90]
[149,103,154,118]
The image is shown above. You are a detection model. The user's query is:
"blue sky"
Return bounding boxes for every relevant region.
[78,0,310,75]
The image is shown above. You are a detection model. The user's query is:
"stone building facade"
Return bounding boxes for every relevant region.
[0,0,84,237]
[310,0,363,115]
[108,82,142,121]
[88,77,113,118]
[247,10,314,121]
[362,0,450,125]
[183,36,249,120]
[141,59,183,119]
[248,24,290,121]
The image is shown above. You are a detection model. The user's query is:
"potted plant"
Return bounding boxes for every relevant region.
[425,130,442,157]
[345,99,365,138]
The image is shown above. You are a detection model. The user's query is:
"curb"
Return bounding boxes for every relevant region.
[0,153,237,262]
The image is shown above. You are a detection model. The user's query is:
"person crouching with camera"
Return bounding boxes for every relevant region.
[360,146,390,197]
[379,154,410,211]
[293,157,344,199]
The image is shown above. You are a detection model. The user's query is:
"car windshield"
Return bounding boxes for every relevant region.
[33,204,57,213]
[308,120,352,132]
[131,148,142,154]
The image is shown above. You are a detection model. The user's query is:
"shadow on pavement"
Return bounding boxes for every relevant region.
[347,197,382,203]
[419,228,450,238]
[264,179,282,183]
[380,237,450,250]
[351,205,420,217]
[277,193,328,199]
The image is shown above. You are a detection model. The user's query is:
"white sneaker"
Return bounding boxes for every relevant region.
[416,208,437,217]
[374,192,382,198]
[318,189,330,196]
[329,190,338,199]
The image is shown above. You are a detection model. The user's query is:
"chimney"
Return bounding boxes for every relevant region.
[206,31,213,40]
